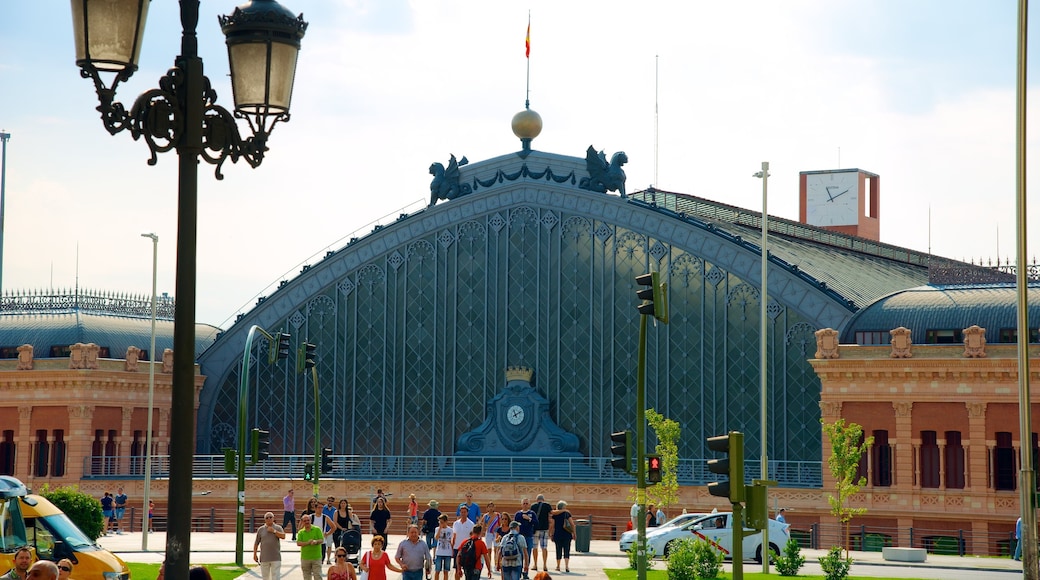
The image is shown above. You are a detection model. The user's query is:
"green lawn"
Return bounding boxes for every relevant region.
[128,562,251,580]
[604,568,934,580]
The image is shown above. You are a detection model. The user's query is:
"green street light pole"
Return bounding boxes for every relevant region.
[235,325,279,565]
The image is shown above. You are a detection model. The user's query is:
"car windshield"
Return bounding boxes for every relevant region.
[661,514,692,527]
[42,514,95,550]
[0,499,28,551]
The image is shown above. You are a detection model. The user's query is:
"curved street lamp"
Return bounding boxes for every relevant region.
[70,1,306,577]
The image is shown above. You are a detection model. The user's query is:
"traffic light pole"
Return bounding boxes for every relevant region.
[311,365,321,497]
[236,325,275,566]
[732,502,744,580]
[635,314,648,580]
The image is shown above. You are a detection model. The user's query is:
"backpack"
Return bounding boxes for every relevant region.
[458,538,478,570]
[500,533,521,562]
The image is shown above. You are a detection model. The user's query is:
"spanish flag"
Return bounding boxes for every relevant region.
[525,18,530,58]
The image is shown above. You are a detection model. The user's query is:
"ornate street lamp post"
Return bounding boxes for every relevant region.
[71,1,306,576]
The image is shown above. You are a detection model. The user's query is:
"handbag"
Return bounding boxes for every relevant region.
[359,552,370,580]
[563,516,575,536]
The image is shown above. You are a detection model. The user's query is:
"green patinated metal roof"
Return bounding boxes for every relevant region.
[0,290,219,359]
[838,284,1040,344]
[630,189,1001,312]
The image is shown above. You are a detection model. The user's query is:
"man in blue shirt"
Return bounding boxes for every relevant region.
[513,498,538,579]
[456,492,480,524]
[1015,516,1023,561]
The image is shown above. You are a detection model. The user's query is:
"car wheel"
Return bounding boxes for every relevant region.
[663,540,676,557]
[755,543,780,564]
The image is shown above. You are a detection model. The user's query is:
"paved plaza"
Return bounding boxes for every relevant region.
[97,531,1024,579]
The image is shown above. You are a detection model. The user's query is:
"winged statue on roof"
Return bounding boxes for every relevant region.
[579,145,628,198]
[429,154,472,206]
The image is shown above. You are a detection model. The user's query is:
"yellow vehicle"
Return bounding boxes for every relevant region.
[0,476,129,580]
[0,476,30,572]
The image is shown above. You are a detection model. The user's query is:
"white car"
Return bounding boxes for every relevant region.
[645,512,790,563]
[618,512,707,552]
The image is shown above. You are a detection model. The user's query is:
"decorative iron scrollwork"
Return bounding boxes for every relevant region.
[79,62,279,179]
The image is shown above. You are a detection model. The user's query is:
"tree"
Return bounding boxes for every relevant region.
[821,418,873,556]
[644,408,680,511]
[38,484,105,541]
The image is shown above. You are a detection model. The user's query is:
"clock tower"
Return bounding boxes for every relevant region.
[799,169,880,241]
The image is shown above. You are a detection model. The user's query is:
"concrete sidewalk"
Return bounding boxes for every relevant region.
[98,532,1023,578]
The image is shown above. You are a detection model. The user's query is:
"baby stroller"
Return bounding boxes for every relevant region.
[339,528,362,566]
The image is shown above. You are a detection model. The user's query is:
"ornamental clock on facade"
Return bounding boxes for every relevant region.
[507,405,525,425]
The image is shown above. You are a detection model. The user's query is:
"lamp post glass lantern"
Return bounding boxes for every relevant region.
[71,1,306,576]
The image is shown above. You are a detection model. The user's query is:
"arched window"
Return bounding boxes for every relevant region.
[51,430,66,478]
[33,429,49,478]
[944,431,964,489]
[872,430,892,487]
[920,431,940,488]
[0,430,15,475]
[995,432,1016,491]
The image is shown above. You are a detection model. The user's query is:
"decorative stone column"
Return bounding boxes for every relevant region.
[66,405,95,481]
[937,441,946,491]
[893,401,914,491]
[158,408,171,456]
[986,442,996,490]
[120,407,134,475]
[966,403,987,492]
[17,406,31,477]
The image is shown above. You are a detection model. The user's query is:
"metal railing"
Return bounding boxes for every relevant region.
[81,455,822,487]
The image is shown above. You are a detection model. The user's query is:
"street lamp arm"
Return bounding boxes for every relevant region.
[80,64,276,179]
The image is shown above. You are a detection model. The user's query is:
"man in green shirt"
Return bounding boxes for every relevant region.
[297,513,325,580]
[2,547,31,580]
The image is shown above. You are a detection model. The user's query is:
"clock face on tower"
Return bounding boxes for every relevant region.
[507,404,525,425]
[805,172,859,227]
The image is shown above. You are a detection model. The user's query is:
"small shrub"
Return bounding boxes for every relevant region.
[775,538,806,576]
[38,484,104,541]
[627,540,656,570]
[818,546,852,580]
[664,537,721,580]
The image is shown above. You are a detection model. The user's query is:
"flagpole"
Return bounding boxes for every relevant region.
[525,11,531,109]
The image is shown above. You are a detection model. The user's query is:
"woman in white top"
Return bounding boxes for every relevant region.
[481,502,500,551]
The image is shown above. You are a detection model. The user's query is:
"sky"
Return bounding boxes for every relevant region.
[1,0,1038,328]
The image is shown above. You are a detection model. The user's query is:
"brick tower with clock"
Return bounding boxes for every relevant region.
[799,168,880,241]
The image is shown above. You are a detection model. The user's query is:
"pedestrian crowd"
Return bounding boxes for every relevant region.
[250,488,574,580]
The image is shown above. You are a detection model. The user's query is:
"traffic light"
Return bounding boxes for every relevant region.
[304,462,315,482]
[706,431,745,503]
[223,448,236,474]
[301,342,317,370]
[635,272,669,324]
[253,428,270,461]
[647,454,662,483]
[269,331,291,363]
[321,447,333,473]
[744,483,767,530]
[610,430,633,473]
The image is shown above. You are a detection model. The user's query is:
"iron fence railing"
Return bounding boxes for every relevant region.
[798,522,1021,559]
[106,504,1019,558]
[82,455,823,487]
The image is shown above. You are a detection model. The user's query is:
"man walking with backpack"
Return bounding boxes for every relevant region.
[456,524,492,580]
[496,521,527,580]
[513,499,537,580]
